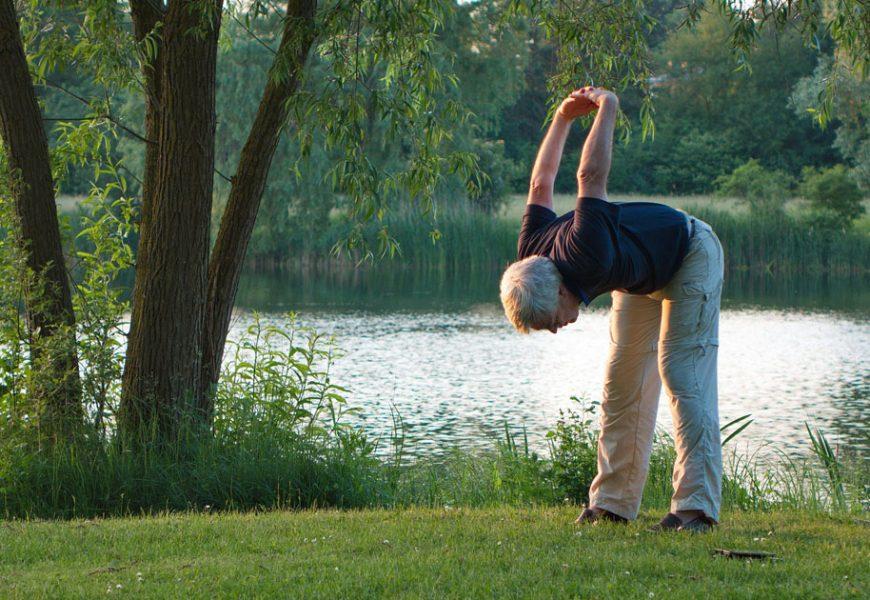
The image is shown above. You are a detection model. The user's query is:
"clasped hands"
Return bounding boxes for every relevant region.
[557,86,619,120]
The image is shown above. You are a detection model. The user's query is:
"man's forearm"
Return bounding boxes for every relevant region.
[528,113,573,206]
[577,98,618,199]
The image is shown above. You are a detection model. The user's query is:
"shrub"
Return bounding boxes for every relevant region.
[545,398,600,503]
[465,138,522,214]
[652,129,741,194]
[799,165,865,227]
[0,314,387,519]
[715,159,793,215]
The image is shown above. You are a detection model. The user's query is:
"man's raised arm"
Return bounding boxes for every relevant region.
[527,90,596,210]
[575,88,619,201]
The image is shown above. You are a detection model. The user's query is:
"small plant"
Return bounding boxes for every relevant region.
[721,413,753,446]
[216,313,366,455]
[545,397,600,503]
[805,423,846,511]
[799,165,865,228]
[715,159,793,215]
[73,171,137,438]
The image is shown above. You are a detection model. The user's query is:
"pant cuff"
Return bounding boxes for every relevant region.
[670,499,719,523]
[589,499,637,521]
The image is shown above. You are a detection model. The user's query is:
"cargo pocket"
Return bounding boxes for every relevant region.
[695,280,722,342]
[660,342,701,399]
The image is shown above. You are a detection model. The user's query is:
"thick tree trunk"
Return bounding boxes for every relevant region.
[0,0,82,433]
[198,0,317,419]
[120,0,223,441]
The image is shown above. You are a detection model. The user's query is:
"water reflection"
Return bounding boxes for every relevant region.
[233,266,869,459]
[238,265,870,314]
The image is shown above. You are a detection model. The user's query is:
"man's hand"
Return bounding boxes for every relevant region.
[558,87,618,120]
[557,88,597,120]
[577,87,618,108]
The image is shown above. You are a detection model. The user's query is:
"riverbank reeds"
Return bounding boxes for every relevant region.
[278,201,869,276]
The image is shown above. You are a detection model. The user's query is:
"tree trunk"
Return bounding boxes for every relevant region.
[120,0,223,441]
[129,0,165,247]
[198,0,317,420]
[0,0,82,434]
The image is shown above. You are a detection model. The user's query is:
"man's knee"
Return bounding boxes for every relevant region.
[659,344,701,400]
[603,344,659,409]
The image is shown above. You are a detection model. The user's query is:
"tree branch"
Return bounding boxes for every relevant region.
[229,9,278,56]
[39,81,232,184]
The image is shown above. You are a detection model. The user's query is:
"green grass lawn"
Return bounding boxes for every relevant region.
[2,507,866,598]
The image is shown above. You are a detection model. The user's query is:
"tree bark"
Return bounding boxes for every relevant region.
[129,0,165,246]
[0,0,82,433]
[198,0,317,419]
[120,0,223,441]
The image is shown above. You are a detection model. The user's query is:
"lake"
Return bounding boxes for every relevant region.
[235,266,869,459]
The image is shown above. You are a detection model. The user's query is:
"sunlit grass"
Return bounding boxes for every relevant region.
[499,193,749,220]
[1,507,867,598]
[376,198,868,276]
[57,193,869,273]
[499,193,870,221]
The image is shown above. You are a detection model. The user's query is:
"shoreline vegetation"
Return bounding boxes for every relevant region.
[59,193,870,276]
[2,317,865,522]
[232,194,870,276]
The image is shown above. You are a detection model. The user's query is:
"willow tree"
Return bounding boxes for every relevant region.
[0,0,82,437]
[1,0,866,443]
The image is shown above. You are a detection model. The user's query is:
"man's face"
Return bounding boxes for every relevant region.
[533,284,580,334]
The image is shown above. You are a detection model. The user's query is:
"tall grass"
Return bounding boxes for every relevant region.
[0,316,389,519]
[691,206,869,275]
[295,201,869,276]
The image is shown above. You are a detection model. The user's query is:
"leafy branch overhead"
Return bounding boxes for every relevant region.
[257,0,866,257]
[21,2,867,249]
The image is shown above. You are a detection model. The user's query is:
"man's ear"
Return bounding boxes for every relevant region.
[557,284,566,297]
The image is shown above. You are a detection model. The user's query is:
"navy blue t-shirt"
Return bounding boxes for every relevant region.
[517,197,690,304]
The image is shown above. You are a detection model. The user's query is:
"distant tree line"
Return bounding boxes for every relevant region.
[38,2,865,268]
[46,2,864,204]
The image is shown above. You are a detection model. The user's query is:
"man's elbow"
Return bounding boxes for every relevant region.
[576,167,608,199]
[528,178,555,204]
[529,177,555,196]
[577,167,604,186]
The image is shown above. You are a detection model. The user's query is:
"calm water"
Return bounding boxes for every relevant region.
[234,267,869,458]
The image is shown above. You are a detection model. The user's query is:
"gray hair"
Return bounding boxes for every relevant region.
[499,255,561,333]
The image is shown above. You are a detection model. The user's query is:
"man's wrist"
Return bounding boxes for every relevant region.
[554,111,575,125]
[598,95,619,111]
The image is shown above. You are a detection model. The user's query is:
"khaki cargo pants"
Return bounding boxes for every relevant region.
[589,218,724,522]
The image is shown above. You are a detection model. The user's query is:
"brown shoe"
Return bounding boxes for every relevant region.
[648,512,683,532]
[649,512,715,533]
[574,507,628,525]
[677,515,715,533]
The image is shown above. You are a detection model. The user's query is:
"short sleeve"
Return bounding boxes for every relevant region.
[517,204,557,258]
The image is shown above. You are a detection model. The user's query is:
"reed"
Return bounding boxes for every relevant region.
[306,201,870,276]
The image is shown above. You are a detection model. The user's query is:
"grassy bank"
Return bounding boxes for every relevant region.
[2,507,867,598]
[59,193,869,274]
[313,194,870,275]
[3,404,865,520]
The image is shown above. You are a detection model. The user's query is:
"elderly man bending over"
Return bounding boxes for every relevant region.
[500,87,724,532]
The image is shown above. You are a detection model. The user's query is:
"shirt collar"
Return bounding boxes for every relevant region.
[562,278,591,307]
